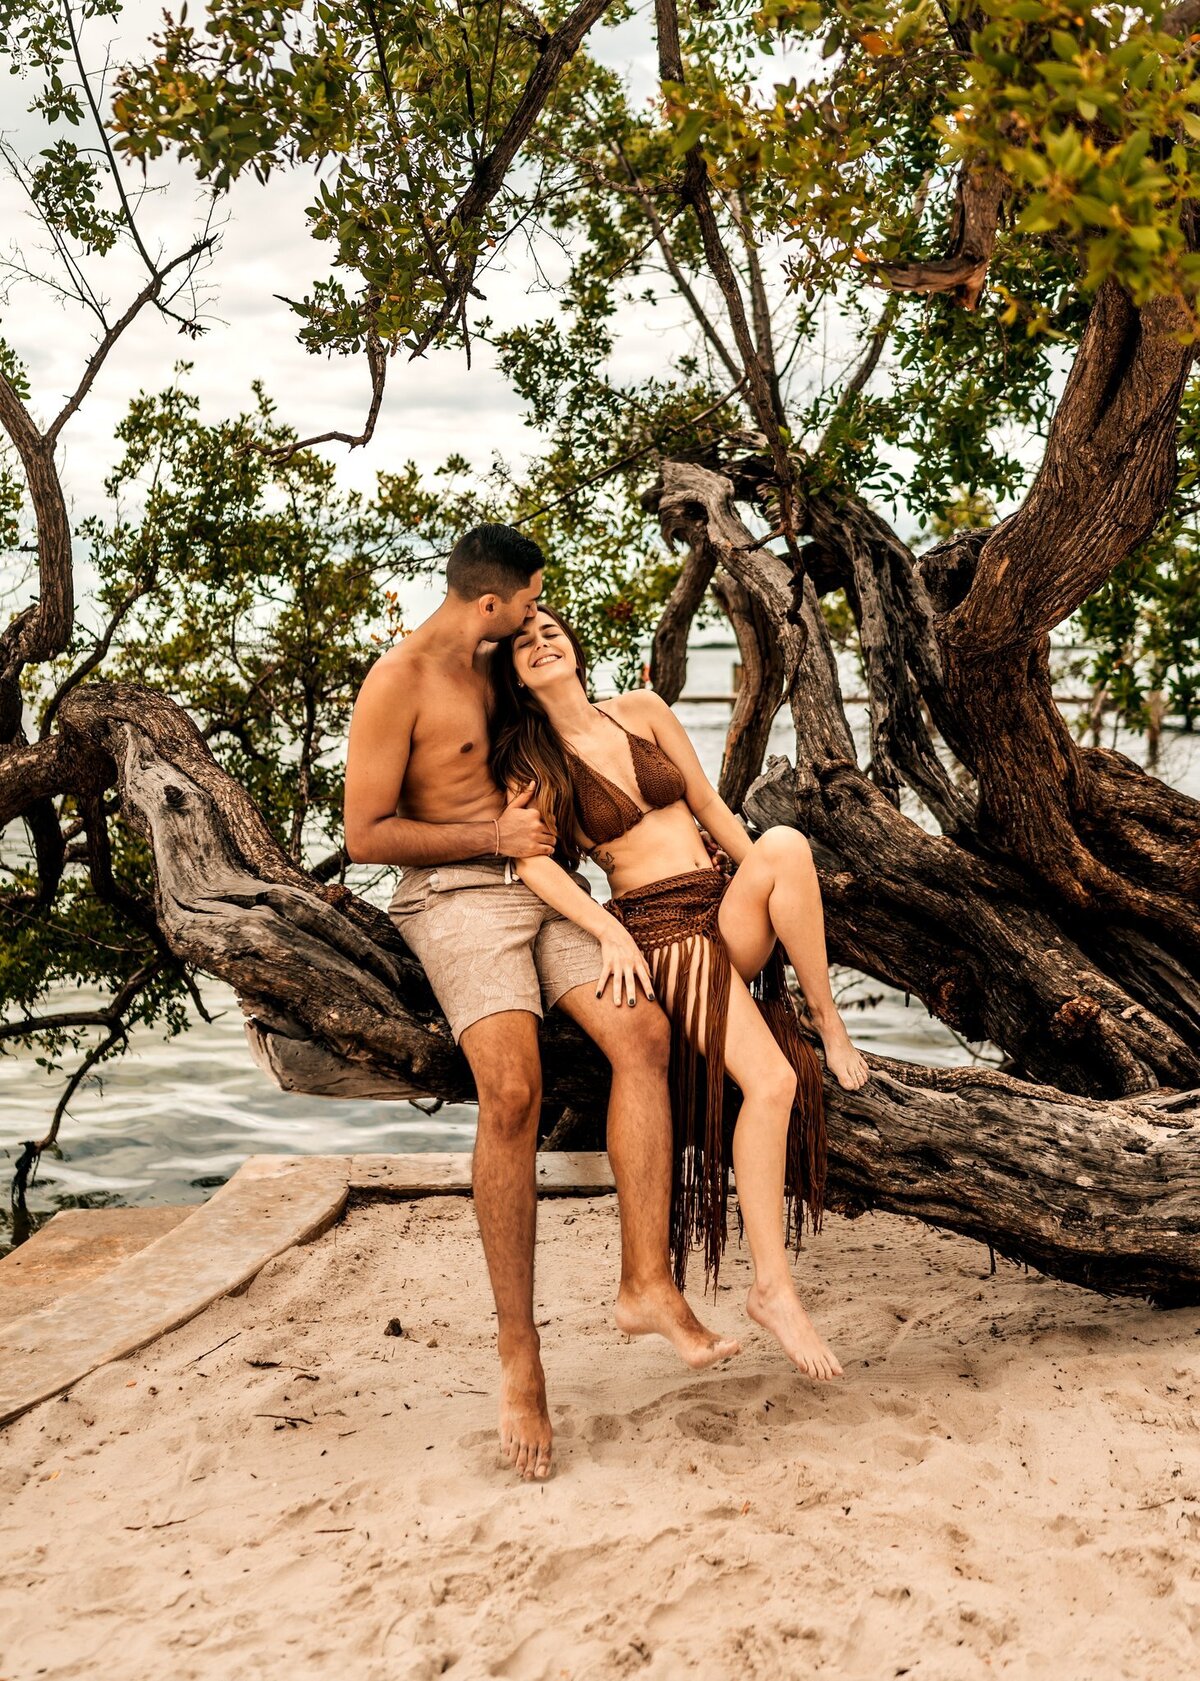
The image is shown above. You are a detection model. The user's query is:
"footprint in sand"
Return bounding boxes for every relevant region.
[553,1403,579,1439]
[872,1430,934,1471]
[674,1402,739,1444]
[1045,1512,1092,1548]
[581,1411,624,1444]
[613,1372,762,1435]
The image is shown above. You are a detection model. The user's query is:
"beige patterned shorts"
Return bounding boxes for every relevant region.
[388,859,602,1043]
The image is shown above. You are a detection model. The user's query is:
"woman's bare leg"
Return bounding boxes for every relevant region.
[726,983,843,1379]
[699,970,842,1381]
[718,827,869,1091]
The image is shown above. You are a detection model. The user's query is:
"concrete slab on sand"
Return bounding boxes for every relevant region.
[0,1151,615,1428]
[0,1155,349,1427]
[0,1206,192,1328]
[351,1150,615,1198]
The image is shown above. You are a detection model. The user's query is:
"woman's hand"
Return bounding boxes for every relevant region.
[596,924,655,1007]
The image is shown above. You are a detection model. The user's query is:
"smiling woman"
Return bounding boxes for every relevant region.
[487,603,871,1379]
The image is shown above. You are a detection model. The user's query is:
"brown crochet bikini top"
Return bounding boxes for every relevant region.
[567,707,687,848]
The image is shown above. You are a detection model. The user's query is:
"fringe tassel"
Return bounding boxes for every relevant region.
[610,869,826,1294]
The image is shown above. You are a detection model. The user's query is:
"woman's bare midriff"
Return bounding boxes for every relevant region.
[587,801,714,899]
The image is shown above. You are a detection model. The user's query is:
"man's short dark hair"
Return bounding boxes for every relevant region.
[446,524,545,602]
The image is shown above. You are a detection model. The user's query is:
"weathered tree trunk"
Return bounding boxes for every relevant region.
[912,285,1200,959]
[648,533,785,810]
[29,676,1197,1305]
[710,568,786,811]
[646,461,1200,1099]
[821,1065,1200,1307]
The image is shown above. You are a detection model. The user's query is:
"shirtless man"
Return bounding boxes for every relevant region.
[344,524,737,1481]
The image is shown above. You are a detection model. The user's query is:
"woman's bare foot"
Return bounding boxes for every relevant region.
[747,1278,843,1381]
[615,1279,741,1369]
[498,1341,553,1480]
[814,1014,870,1090]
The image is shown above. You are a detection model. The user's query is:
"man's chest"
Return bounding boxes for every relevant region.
[408,678,492,768]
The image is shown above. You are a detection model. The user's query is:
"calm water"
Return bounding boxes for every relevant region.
[3,646,1196,1248]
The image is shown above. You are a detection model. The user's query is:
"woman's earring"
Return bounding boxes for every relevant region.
[517,679,525,688]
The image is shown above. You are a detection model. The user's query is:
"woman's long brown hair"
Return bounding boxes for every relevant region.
[489,605,591,866]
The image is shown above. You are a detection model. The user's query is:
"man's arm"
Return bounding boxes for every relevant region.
[343,661,554,867]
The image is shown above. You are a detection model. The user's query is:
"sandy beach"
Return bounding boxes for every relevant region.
[3,1193,1199,1679]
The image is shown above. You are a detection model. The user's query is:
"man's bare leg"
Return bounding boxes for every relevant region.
[554,985,740,1369]
[460,1010,553,1481]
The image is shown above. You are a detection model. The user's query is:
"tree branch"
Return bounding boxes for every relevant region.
[649,535,718,704]
[0,1008,123,1043]
[653,0,804,570]
[408,0,616,357]
[867,164,1008,310]
[613,139,742,384]
[513,376,746,526]
[0,138,107,326]
[818,170,926,451]
[61,0,161,285]
[948,281,1195,658]
[40,567,159,738]
[1,957,158,1049]
[45,237,215,449]
[0,377,73,738]
[725,187,784,424]
[0,732,99,830]
[805,488,975,835]
[711,566,786,811]
[257,320,388,463]
[817,295,899,456]
[11,955,163,1200]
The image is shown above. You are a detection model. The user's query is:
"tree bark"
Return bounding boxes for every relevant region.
[21,678,1196,1306]
[871,164,1008,309]
[646,460,1200,1098]
[821,1062,1200,1307]
[649,536,716,703]
[710,568,785,811]
[806,484,975,838]
[930,282,1200,956]
[0,374,73,742]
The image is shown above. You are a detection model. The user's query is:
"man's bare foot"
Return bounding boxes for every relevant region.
[814,1015,869,1090]
[747,1278,843,1381]
[615,1279,741,1369]
[498,1341,553,1480]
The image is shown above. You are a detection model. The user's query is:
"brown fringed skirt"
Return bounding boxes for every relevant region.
[606,866,826,1291]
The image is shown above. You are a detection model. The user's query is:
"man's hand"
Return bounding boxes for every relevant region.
[699,825,735,877]
[497,782,556,858]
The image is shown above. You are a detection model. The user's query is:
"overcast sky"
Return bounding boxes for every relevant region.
[1,2,1050,634]
[0,5,739,544]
